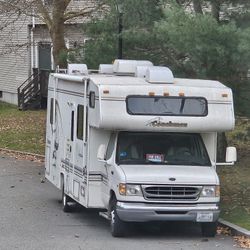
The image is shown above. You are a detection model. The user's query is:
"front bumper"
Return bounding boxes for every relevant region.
[116,202,220,222]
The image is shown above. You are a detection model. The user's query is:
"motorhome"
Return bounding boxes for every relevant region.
[45,59,237,237]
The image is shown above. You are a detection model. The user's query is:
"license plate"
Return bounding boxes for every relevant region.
[196,212,213,222]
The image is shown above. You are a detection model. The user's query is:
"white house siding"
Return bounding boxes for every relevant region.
[0,0,96,105]
[0,15,31,104]
[32,24,86,70]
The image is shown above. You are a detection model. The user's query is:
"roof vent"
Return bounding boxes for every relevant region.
[146,66,174,84]
[99,64,114,74]
[68,64,88,75]
[135,66,151,78]
[113,59,153,75]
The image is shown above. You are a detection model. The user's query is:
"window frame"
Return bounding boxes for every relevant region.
[126,95,208,117]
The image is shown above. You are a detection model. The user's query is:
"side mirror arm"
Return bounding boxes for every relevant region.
[216,162,235,166]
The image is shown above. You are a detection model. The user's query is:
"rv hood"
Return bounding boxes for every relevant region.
[119,165,219,185]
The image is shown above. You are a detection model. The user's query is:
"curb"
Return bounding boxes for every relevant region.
[0,148,45,159]
[219,218,250,237]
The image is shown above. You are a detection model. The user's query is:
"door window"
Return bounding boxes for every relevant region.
[77,105,88,142]
[106,133,116,160]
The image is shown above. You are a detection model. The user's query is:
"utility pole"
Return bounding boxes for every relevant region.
[117,2,123,59]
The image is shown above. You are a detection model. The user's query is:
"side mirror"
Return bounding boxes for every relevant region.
[226,146,237,163]
[216,146,237,166]
[97,144,106,162]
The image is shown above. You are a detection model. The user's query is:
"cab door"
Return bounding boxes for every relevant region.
[45,97,60,187]
[73,104,88,204]
[101,133,116,206]
[63,104,76,196]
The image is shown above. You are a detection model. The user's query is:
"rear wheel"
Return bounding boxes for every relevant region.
[201,222,217,237]
[110,198,126,237]
[62,185,71,213]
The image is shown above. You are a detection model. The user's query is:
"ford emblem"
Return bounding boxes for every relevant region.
[169,177,176,181]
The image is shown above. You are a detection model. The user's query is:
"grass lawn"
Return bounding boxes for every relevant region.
[0,101,249,230]
[0,101,46,154]
[218,118,250,230]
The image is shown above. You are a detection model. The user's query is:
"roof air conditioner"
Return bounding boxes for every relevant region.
[113,59,153,75]
[146,66,174,84]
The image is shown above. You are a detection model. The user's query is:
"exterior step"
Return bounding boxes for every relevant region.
[99,211,110,220]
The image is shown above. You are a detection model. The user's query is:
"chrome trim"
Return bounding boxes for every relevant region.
[117,202,219,211]
[142,185,202,201]
[116,202,220,222]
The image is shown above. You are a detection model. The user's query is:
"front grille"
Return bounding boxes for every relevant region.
[142,185,202,201]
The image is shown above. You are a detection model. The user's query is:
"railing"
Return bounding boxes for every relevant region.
[17,69,52,110]
[17,69,41,110]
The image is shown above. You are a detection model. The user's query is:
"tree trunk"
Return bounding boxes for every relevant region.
[50,0,69,68]
[192,0,203,14]
[50,22,68,68]
[210,0,220,22]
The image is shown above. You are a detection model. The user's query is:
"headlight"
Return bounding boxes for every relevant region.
[119,184,142,196]
[200,186,220,197]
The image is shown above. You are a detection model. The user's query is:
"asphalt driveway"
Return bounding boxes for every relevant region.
[0,155,241,250]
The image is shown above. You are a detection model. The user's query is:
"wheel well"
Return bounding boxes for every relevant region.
[108,190,116,211]
[110,190,116,202]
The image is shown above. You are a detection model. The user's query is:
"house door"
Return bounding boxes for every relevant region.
[38,43,51,70]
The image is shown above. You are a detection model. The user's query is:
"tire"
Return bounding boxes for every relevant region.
[110,199,126,237]
[62,185,71,213]
[201,222,217,237]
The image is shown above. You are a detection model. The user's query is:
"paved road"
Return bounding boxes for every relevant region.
[0,155,240,250]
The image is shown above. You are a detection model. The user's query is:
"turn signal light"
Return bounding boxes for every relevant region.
[119,183,126,195]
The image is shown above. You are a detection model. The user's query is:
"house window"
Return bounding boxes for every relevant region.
[0,91,2,98]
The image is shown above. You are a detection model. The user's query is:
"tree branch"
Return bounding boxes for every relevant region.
[34,0,52,29]
[63,2,106,21]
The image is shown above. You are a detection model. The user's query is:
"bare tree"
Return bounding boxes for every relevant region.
[0,0,104,67]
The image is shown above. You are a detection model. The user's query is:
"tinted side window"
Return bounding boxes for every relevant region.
[71,111,74,141]
[50,98,54,124]
[77,105,84,140]
[127,96,208,116]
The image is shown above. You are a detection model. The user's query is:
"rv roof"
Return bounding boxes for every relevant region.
[52,73,228,89]
[89,74,228,89]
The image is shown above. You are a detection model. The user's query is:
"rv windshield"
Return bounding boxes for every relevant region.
[116,132,211,166]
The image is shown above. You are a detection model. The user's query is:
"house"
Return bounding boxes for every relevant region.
[0,1,92,106]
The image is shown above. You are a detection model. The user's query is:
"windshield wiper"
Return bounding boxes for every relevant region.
[166,160,208,166]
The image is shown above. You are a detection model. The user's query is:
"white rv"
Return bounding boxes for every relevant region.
[45,59,237,237]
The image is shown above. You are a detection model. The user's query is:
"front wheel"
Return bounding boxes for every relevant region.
[201,222,217,237]
[110,199,126,237]
[62,185,71,213]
